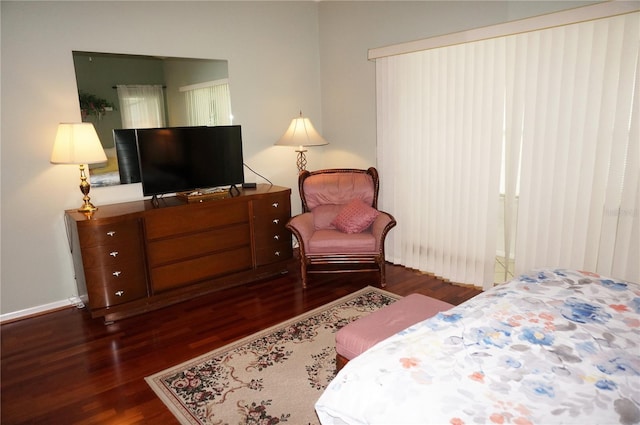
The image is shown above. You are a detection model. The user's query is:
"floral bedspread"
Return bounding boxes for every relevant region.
[315,269,640,425]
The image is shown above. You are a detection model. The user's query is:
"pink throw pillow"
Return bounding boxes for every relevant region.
[331,199,380,233]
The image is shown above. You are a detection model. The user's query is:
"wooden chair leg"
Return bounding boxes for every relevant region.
[301,261,308,289]
[379,258,387,288]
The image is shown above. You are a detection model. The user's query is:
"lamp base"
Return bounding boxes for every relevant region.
[77,164,98,213]
[295,148,308,172]
[78,201,98,213]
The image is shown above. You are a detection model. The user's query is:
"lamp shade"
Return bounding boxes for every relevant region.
[275,113,329,147]
[50,123,107,165]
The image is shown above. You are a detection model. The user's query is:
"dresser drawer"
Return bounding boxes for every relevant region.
[252,193,291,220]
[85,264,147,309]
[255,242,293,266]
[147,223,250,267]
[84,260,147,288]
[253,214,290,235]
[78,219,141,248]
[145,201,249,240]
[254,225,289,245]
[150,246,252,292]
[81,242,143,269]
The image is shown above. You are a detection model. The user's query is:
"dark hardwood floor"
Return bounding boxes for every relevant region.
[0,261,481,425]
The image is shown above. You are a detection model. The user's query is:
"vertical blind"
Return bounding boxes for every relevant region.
[508,13,639,281]
[376,11,639,288]
[376,37,504,289]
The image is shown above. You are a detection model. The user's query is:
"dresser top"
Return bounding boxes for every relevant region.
[65,184,291,222]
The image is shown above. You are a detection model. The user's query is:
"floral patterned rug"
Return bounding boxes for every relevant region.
[146,286,401,425]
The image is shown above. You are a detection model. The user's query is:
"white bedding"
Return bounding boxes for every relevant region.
[315,269,640,425]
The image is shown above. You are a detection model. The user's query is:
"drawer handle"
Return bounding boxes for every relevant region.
[115,290,124,297]
[273,235,280,240]
[272,202,279,208]
[273,218,280,224]
[109,251,119,257]
[106,231,116,237]
[112,271,122,277]
[275,251,281,256]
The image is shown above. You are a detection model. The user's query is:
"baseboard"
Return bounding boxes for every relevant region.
[0,298,80,324]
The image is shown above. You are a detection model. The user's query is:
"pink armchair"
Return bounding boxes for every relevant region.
[286,167,397,288]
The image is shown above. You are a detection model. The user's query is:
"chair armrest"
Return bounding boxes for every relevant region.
[286,212,315,254]
[372,211,397,251]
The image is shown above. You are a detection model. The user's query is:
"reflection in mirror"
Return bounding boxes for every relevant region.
[72,51,231,187]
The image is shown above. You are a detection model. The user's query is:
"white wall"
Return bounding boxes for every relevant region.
[0,1,594,318]
[0,1,322,317]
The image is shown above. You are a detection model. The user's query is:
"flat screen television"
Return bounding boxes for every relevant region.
[136,125,245,197]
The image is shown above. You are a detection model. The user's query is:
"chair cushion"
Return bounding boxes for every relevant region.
[308,229,376,253]
[332,199,380,233]
[336,293,454,361]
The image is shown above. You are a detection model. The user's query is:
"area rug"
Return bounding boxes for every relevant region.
[146,286,401,425]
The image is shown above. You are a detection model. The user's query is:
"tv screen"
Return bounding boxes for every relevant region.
[136,125,245,197]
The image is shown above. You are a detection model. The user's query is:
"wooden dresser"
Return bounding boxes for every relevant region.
[65,185,292,323]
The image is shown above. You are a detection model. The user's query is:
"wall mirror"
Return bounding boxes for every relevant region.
[72,51,231,187]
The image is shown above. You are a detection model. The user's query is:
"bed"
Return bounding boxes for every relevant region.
[315,269,640,425]
[89,148,121,187]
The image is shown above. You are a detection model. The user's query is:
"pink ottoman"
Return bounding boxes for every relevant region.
[335,293,454,371]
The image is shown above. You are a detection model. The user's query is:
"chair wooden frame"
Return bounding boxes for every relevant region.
[286,167,397,288]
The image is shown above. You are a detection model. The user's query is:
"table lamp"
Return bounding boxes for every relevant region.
[50,123,107,213]
[275,111,329,172]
